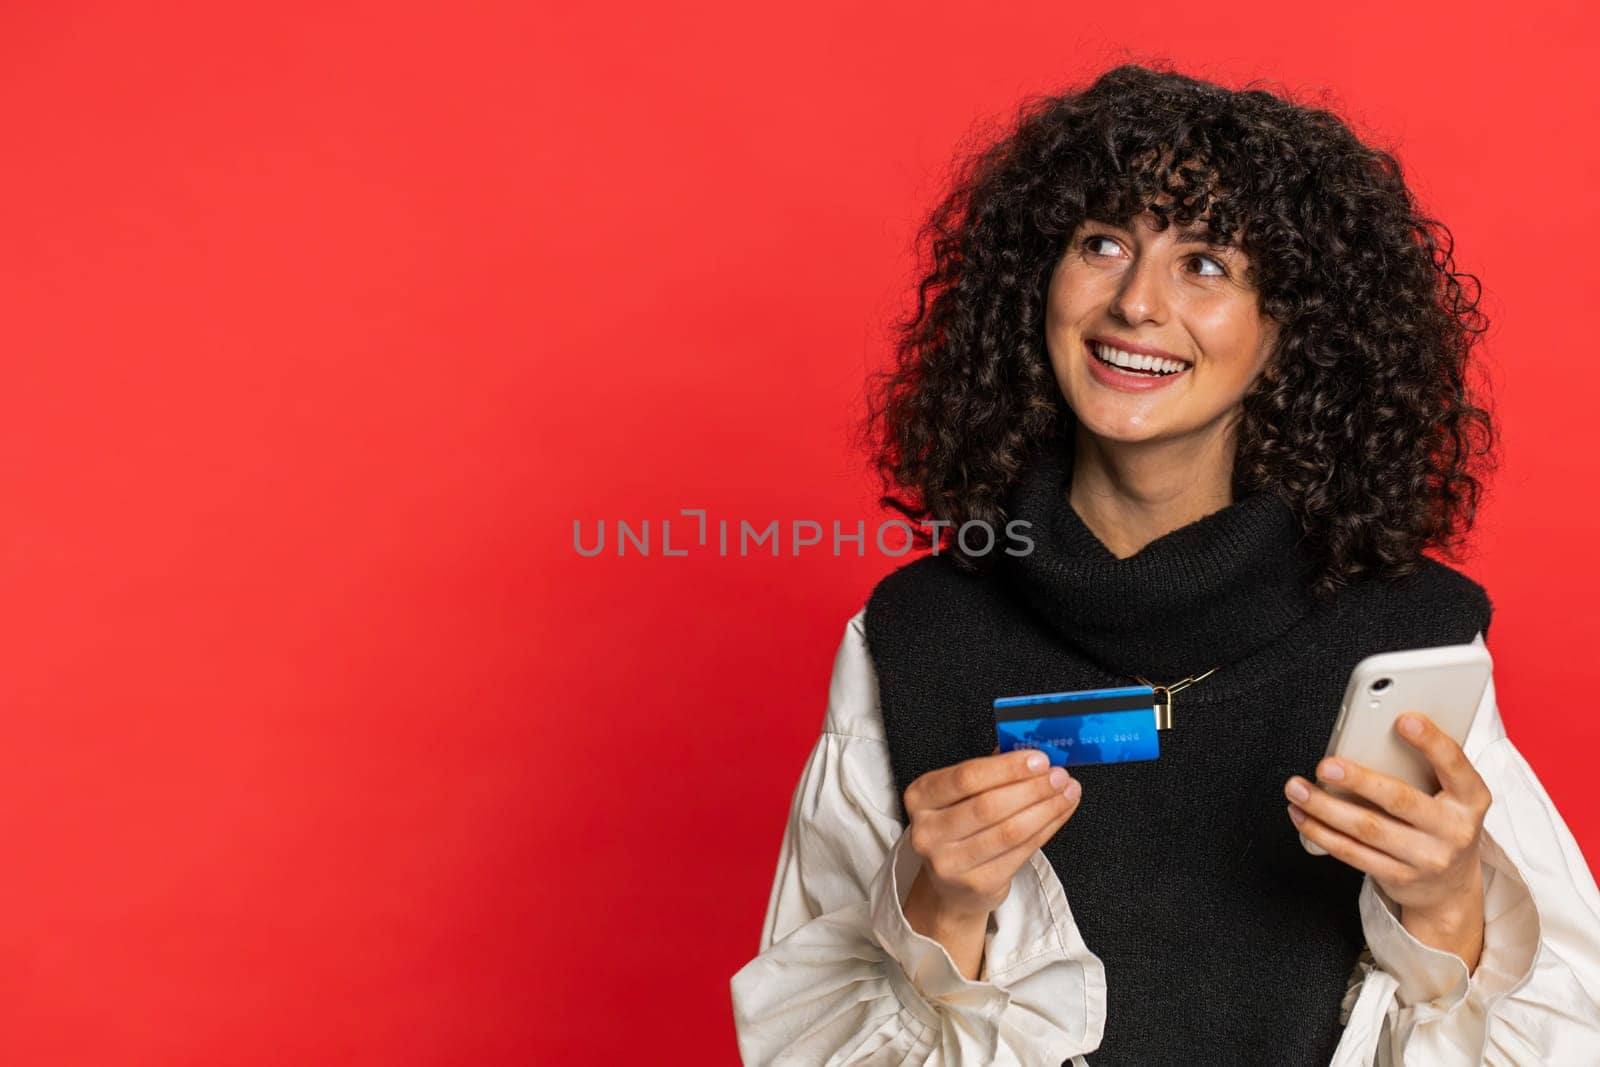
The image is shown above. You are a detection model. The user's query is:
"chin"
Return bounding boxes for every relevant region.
[1069,400,1166,443]
[1072,412,1161,444]
[1081,424,1167,446]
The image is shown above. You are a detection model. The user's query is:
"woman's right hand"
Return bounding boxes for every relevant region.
[902,746,1082,920]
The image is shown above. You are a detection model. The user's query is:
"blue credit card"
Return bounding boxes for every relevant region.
[994,685,1160,767]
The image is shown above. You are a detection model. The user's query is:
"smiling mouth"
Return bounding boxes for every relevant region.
[1088,339,1191,377]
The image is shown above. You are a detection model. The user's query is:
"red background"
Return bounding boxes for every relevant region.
[1,2,1594,1063]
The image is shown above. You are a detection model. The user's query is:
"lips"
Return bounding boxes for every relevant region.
[1083,337,1191,393]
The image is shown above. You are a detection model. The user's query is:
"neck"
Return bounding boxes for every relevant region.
[1068,419,1239,560]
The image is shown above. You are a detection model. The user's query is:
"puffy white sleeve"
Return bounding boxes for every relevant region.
[729,608,1108,1066]
[1349,633,1600,1064]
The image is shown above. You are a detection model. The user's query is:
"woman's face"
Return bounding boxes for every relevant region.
[1044,210,1278,448]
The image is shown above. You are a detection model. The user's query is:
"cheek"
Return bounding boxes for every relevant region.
[1048,262,1103,321]
[1192,306,1271,376]
[1044,278,1085,361]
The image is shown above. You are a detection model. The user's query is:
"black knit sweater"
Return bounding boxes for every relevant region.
[862,447,1492,1065]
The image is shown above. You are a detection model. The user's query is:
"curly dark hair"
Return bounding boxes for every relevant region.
[855,62,1497,599]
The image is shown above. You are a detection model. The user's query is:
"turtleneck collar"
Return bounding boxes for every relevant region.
[998,445,1317,684]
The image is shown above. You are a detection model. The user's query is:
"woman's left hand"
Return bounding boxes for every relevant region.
[1284,712,1489,969]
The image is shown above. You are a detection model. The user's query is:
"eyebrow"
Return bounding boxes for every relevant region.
[1171,223,1238,251]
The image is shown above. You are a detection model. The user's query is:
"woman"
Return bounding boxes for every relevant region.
[729,64,1600,1064]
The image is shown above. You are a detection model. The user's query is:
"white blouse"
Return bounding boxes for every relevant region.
[729,609,1600,1065]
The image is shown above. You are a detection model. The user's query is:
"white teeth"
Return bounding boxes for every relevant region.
[1091,341,1187,375]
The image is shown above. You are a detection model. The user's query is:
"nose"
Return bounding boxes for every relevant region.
[1110,252,1168,325]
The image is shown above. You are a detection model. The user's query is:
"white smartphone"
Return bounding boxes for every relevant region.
[1300,639,1493,856]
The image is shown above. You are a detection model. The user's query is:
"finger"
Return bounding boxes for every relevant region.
[910,748,1054,811]
[1395,713,1489,803]
[933,765,1077,842]
[965,786,1082,883]
[1285,776,1434,865]
[1289,804,1412,884]
[1314,756,1451,836]
[954,782,1082,873]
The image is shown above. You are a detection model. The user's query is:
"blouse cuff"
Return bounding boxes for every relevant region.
[867,831,1108,1064]
[1359,826,1542,1020]
[869,832,1012,1037]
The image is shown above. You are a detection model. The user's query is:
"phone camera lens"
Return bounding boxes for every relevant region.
[1370,678,1392,692]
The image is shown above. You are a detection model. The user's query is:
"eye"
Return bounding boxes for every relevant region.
[1189,253,1228,278]
[1082,234,1121,257]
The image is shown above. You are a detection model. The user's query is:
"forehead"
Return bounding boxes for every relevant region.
[1085,142,1252,245]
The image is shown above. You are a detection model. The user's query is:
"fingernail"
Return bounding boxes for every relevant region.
[1286,779,1310,802]
[1318,760,1345,781]
[1399,715,1422,737]
[1288,804,1305,824]
[1064,780,1081,800]
[1026,752,1048,771]
[1048,767,1069,789]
